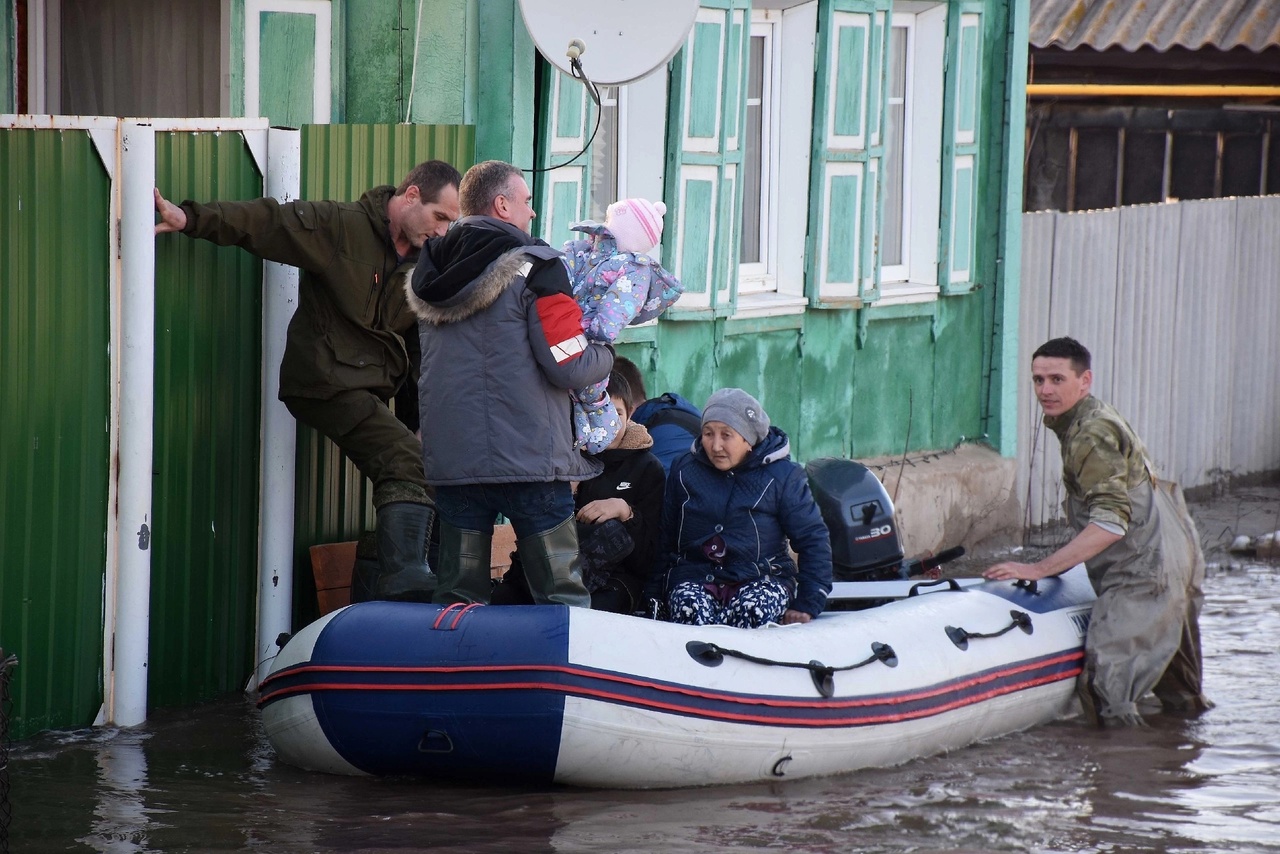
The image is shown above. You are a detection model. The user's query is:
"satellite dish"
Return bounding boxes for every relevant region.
[517,0,698,86]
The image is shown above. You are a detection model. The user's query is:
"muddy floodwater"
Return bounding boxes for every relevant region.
[6,489,1280,853]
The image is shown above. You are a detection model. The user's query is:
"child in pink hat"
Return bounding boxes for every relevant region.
[562,198,684,453]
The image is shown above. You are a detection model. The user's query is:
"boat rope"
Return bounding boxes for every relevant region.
[945,610,1033,651]
[432,603,483,631]
[685,640,898,698]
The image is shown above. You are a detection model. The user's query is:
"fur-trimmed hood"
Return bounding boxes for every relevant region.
[406,246,528,325]
[405,216,565,325]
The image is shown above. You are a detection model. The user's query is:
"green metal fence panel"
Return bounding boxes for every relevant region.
[0,128,111,738]
[150,130,264,708]
[292,123,475,624]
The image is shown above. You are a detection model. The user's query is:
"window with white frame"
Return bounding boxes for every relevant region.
[732,2,815,315]
[880,3,945,301]
[738,17,780,292]
[587,87,621,222]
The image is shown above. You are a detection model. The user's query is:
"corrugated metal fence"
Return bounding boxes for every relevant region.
[0,120,473,741]
[1017,196,1280,531]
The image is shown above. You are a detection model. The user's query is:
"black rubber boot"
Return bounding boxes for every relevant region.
[371,502,438,602]
[433,522,493,605]
[515,517,591,607]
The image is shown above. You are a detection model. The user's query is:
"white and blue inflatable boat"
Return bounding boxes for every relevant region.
[257,568,1095,789]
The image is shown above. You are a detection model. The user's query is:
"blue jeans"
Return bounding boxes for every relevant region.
[433,481,575,540]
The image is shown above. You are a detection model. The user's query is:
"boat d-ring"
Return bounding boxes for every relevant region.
[418,729,455,754]
[771,754,792,777]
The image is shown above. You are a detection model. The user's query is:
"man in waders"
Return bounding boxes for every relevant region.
[154,160,462,603]
[984,337,1212,726]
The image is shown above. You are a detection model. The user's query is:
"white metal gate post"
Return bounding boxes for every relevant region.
[115,119,158,727]
[251,126,302,691]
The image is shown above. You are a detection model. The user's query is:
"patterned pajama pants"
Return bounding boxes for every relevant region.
[668,577,791,628]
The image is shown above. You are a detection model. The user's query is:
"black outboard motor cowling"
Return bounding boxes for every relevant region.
[805,457,905,581]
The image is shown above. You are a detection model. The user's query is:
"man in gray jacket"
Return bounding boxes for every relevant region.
[405,161,613,606]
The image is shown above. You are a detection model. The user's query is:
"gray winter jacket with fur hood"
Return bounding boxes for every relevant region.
[406,216,613,485]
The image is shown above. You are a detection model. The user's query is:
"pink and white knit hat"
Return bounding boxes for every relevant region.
[605,198,666,255]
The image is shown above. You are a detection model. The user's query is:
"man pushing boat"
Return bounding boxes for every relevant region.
[984,337,1212,727]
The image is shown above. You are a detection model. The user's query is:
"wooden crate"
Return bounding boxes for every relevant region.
[308,524,518,615]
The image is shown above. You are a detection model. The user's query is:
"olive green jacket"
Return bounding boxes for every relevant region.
[1044,394,1154,534]
[180,186,417,401]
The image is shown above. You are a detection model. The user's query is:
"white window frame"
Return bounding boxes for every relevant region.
[879,2,945,306]
[733,1,814,319]
[738,15,781,295]
[587,85,626,222]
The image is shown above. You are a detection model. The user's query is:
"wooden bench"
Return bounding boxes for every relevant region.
[309,523,519,616]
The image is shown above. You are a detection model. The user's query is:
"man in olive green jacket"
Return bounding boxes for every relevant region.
[985,337,1211,726]
[154,160,461,602]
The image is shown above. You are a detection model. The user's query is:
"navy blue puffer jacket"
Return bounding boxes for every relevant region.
[651,426,834,617]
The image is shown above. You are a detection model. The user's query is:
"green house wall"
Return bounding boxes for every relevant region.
[615,285,992,465]
[602,0,1019,464]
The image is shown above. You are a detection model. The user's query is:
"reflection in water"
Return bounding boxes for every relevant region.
[84,728,152,853]
[8,565,1280,853]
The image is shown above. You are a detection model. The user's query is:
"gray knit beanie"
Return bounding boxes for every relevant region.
[701,388,771,446]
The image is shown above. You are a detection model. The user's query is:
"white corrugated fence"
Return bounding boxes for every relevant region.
[1017,196,1280,531]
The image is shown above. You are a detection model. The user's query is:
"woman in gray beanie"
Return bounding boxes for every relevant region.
[647,388,833,626]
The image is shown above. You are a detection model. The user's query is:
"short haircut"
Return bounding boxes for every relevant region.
[395,160,462,202]
[459,160,523,217]
[1033,336,1092,374]
[611,356,647,408]
[607,370,633,413]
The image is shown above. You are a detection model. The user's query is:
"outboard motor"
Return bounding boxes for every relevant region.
[805,457,905,581]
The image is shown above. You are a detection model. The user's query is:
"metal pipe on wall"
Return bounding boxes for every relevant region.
[250,127,302,691]
[1027,84,1280,98]
[114,120,157,727]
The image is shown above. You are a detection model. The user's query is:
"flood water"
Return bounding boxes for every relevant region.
[7,560,1280,853]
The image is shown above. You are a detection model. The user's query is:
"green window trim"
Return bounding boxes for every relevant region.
[807,0,891,309]
[664,0,751,320]
[939,5,984,295]
[534,60,596,250]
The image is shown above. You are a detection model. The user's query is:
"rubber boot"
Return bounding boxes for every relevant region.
[371,502,438,602]
[514,517,591,607]
[433,522,494,605]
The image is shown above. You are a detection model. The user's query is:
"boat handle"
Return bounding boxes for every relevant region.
[945,610,1033,650]
[685,640,897,698]
[908,578,963,596]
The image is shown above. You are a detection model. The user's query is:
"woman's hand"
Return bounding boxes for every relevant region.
[576,498,632,524]
[780,609,811,625]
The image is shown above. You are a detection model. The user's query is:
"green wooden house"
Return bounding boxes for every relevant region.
[1,0,1028,738]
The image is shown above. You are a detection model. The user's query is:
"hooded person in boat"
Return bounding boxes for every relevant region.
[649,388,834,627]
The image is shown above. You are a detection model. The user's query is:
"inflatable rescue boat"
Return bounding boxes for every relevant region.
[257,459,1095,789]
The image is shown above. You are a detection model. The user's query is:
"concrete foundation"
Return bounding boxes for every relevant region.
[858,444,1022,560]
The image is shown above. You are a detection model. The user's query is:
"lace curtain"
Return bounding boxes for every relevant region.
[59,0,221,117]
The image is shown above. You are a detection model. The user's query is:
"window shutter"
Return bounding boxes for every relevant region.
[535,62,595,250]
[939,7,983,294]
[807,0,890,307]
[664,1,750,318]
[244,0,334,126]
